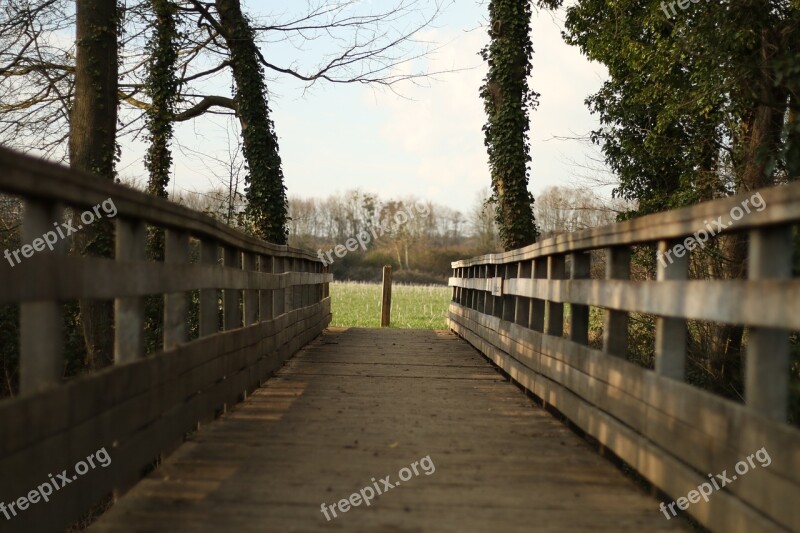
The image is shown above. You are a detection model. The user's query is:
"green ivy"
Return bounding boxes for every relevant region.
[479,0,541,250]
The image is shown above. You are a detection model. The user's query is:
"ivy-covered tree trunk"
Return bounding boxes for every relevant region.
[144,0,179,202]
[69,0,119,368]
[216,0,288,244]
[480,0,540,251]
[143,0,180,354]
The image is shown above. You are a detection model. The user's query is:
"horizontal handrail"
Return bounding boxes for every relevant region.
[448,181,800,532]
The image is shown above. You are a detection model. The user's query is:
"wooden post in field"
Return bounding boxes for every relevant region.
[381,265,392,328]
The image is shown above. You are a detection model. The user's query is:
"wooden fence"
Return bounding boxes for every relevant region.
[449,182,800,532]
[0,147,331,530]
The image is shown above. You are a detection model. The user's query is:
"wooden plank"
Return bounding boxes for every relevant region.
[0,256,331,303]
[199,240,219,338]
[259,255,274,322]
[745,226,793,421]
[20,199,63,394]
[448,315,784,533]
[546,255,565,337]
[448,304,800,530]
[223,247,241,331]
[164,229,190,350]
[483,277,800,330]
[244,253,258,326]
[0,146,320,260]
[91,327,688,533]
[0,303,329,532]
[114,218,146,364]
[655,239,687,380]
[603,247,630,358]
[450,180,800,268]
[514,261,532,327]
[569,252,590,346]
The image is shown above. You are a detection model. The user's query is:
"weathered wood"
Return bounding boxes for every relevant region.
[223,247,242,331]
[20,199,63,394]
[451,180,800,268]
[381,264,392,327]
[448,303,800,531]
[514,261,531,327]
[91,328,687,533]
[457,276,800,330]
[114,218,146,364]
[164,229,190,350]
[449,314,783,533]
[546,255,565,337]
[569,252,590,345]
[259,255,274,322]
[602,247,630,358]
[531,259,547,332]
[199,240,220,338]
[655,239,687,380]
[0,146,319,261]
[244,252,258,326]
[745,226,793,420]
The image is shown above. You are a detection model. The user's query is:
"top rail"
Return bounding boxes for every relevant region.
[452,180,800,267]
[0,146,317,261]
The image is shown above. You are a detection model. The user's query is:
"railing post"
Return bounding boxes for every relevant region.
[603,247,630,357]
[274,256,286,317]
[502,263,516,322]
[223,246,241,330]
[530,259,547,331]
[655,239,687,379]
[244,252,258,326]
[164,229,190,350]
[515,261,531,326]
[115,218,146,363]
[20,200,63,394]
[746,226,792,420]
[569,252,590,346]
[381,265,392,327]
[545,255,565,337]
[260,255,274,321]
[199,240,220,337]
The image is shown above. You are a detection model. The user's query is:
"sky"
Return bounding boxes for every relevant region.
[117,0,610,213]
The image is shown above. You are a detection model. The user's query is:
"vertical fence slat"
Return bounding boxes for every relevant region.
[603,247,631,357]
[20,200,63,394]
[260,255,274,321]
[569,252,590,346]
[164,229,190,350]
[515,261,532,326]
[502,263,516,322]
[115,218,146,363]
[199,240,219,337]
[274,256,286,317]
[223,247,241,330]
[746,226,792,420]
[244,253,258,326]
[545,255,565,337]
[530,259,547,332]
[655,239,688,380]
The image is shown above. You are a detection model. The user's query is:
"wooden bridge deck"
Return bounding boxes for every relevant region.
[91,328,686,532]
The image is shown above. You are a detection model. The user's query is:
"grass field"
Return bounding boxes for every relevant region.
[330,282,451,330]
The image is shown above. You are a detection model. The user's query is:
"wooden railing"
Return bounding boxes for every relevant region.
[449,182,800,532]
[0,147,331,530]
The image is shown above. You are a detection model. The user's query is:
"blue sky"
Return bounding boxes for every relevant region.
[117,0,610,212]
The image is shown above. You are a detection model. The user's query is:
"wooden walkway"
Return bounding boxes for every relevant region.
[91,328,687,532]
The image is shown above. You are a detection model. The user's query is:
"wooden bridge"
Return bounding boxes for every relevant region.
[0,147,798,532]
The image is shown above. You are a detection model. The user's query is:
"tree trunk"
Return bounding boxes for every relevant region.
[215,0,288,244]
[69,0,119,368]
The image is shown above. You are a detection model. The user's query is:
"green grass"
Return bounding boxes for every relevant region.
[330,282,452,329]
